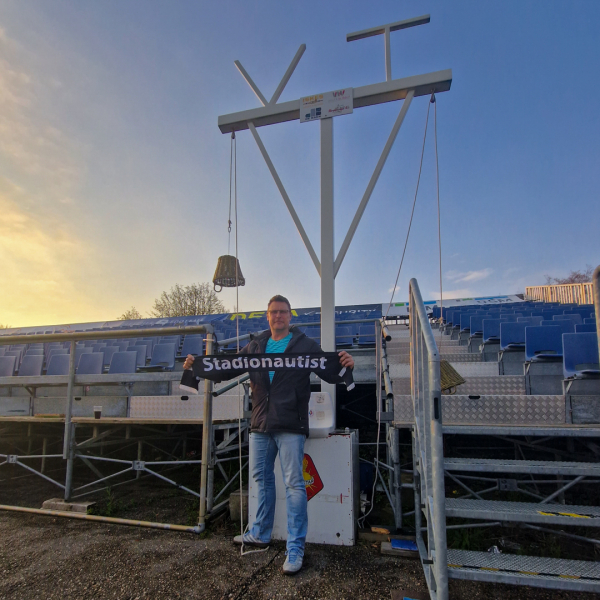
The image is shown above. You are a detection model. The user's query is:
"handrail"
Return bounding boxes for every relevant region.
[594,266,600,370]
[409,277,448,600]
[525,283,594,305]
[0,325,213,346]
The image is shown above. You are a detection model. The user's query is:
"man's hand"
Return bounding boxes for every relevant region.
[338,351,354,370]
[183,354,195,370]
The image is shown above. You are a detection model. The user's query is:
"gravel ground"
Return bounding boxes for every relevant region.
[0,510,598,600]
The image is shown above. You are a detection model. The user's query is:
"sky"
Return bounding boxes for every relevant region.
[0,0,598,327]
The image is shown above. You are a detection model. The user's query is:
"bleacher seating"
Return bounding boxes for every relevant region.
[18,354,44,376]
[140,343,176,371]
[563,332,600,379]
[77,353,104,374]
[554,314,583,325]
[525,326,563,362]
[108,351,138,374]
[0,355,16,376]
[541,319,575,334]
[46,354,70,375]
[101,346,120,370]
[576,323,597,333]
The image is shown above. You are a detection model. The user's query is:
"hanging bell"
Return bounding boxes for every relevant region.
[213,255,245,292]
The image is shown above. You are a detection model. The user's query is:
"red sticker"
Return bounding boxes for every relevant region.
[302,453,324,501]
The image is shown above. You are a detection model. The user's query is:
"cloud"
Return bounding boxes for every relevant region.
[0,29,85,203]
[446,268,493,283]
[388,284,401,294]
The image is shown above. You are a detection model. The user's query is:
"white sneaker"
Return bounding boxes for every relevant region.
[282,549,303,575]
[233,532,269,548]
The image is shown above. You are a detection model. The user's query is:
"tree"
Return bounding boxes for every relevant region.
[0,324,11,329]
[150,282,227,317]
[545,265,594,285]
[117,307,143,320]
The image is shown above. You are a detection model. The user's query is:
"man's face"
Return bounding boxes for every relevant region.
[267,301,292,336]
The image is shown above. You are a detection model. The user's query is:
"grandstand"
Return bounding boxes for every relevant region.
[1,284,599,595]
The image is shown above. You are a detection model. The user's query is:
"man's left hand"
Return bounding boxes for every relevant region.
[338,351,354,370]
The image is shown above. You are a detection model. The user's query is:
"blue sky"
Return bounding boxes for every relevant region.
[0,0,598,326]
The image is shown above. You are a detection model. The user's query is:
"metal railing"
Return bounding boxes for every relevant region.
[0,325,220,533]
[526,282,594,305]
[409,278,448,600]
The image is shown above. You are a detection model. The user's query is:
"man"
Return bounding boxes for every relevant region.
[183,295,354,575]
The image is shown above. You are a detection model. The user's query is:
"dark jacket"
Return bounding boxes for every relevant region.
[242,327,345,436]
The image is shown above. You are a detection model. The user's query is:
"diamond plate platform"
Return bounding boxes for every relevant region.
[447,550,600,592]
[389,362,499,379]
[445,457,600,476]
[393,394,564,425]
[445,498,600,527]
[391,376,526,395]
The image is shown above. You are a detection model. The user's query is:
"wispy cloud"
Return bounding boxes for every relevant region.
[446,268,493,283]
[388,284,401,294]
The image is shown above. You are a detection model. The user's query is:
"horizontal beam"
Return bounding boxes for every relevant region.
[346,15,430,42]
[218,69,452,134]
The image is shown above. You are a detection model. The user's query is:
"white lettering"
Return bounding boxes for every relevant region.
[319,357,327,370]
[232,358,244,369]
[285,357,296,367]
[310,358,319,369]
[261,357,273,368]
[297,356,304,368]
[221,359,231,370]
[203,357,213,372]
[274,358,284,368]
[249,358,260,368]
[214,359,221,370]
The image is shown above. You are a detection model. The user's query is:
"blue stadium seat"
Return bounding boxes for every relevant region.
[335,326,353,348]
[46,354,70,375]
[101,346,120,370]
[584,318,597,324]
[0,355,16,376]
[358,325,376,347]
[180,337,203,358]
[91,343,107,353]
[18,354,44,376]
[482,319,502,343]
[576,323,597,333]
[77,353,104,374]
[140,343,176,371]
[25,348,44,356]
[75,346,93,366]
[108,351,138,374]
[469,315,486,336]
[554,314,583,325]
[5,349,23,366]
[129,345,148,367]
[525,326,563,362]
[517,316,543,327]
[541,319,575,335]
[0,348,6,356]
[563,332,599,379]
[500,322,527,351]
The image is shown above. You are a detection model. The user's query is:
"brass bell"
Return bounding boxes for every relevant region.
[213,255,245,292]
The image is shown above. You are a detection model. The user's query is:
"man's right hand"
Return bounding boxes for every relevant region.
[183,354,195,370]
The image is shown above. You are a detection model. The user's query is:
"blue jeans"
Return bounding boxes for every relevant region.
[249,432,307,554]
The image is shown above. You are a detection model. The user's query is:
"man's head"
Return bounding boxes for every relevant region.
[267,295,292,339]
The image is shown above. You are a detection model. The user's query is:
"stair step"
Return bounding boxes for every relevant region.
[442,424,600,437]
[447,549,600,592]
[445,498,600,526]
[445,457,600,476]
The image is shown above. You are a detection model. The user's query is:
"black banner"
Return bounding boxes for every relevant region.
[180,352,354,392]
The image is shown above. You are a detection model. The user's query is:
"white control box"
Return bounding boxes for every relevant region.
[248,430,359,546]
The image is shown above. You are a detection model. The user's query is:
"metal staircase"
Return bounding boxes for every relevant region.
[389,279,600,598]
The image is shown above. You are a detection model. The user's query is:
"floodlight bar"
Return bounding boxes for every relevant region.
[346,15,430,42]
[218,69,451,133]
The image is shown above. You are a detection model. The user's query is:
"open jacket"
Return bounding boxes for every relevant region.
[241,327,349,437]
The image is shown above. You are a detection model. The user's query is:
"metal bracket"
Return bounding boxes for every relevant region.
[7,455,18,464]
[378,411,394,422]
[498,478,518,491]
[132,461,146,471]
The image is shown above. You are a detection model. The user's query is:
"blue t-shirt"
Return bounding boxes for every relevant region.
[266,333,292,382]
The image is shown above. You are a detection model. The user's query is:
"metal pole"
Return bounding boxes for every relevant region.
[320,116,336,413]
[198,333,214,529]
[594,265,600,362]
